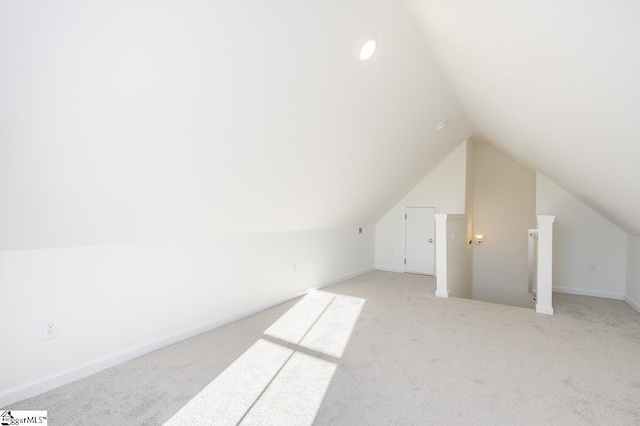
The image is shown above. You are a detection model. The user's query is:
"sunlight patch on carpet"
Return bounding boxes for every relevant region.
[239,352,337,426]
[264,290,335,344]
[165,290,365,425]
[299,294,366,358]
[163,339,292,426]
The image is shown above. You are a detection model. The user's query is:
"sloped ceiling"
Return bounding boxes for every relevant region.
[0,0,471,250]
[408,0,640,237]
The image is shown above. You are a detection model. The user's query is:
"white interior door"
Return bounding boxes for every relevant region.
[405,207,436,275]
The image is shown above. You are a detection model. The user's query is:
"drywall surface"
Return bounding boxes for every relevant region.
[624,235,640,312]
[0,227,374,406]
[408,0,640,238]
[0,0,471,251]
[375,141,468,272]
[472,143,536,309]
[536,173,627,299]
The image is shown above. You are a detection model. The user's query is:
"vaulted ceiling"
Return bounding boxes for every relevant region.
[409,0,640,237]
[2,0,637,251]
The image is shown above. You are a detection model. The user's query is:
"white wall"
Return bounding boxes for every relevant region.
[375,141,468,272]
[472,143,536,309]
[0,228,374,407]
[626,236,640,312]
[536,173,628,299]
[0,0,472,251]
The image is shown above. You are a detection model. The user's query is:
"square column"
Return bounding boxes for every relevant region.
[536,215,555,315]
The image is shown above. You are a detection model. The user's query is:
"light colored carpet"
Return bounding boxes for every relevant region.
[298,294,365,358]
[6,271,640,425]
[164,288,358,426]
[240,352,336,426]
[264,289,335,344]
[316,273,640,425]
[163,339,292,426]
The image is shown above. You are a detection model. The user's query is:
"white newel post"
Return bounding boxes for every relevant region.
[434,214,449,298]
[536,215,555,315]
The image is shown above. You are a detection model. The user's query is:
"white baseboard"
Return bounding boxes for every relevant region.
[553,286,624,300]
[435,290,450,298]
[535,304,554,315]
[312,266,374,290]
[374,265,404,273]
[624,294,640,314]
[0,266,374,408]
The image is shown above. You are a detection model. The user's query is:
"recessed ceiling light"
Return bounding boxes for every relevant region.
[359,39,377,61]
[436,121,447,131]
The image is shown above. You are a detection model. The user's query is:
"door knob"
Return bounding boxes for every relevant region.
[428,238,433,243]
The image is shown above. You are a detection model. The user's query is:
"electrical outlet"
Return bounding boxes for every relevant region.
[292,263,297,272]
[42,320,58,341]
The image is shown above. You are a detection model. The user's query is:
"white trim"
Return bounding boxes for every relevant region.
[311,266,374,291]
[553,286,624,300]
[537,215,556,223]
[405,204,439,212]
[0,266,374,408]
[435,290,450,298]
[374,265,405,273]
[623,294,640,314]
[535,304,554,315]
[436,214,466,221]
[434,214,448,298]
[535,216,555,316]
